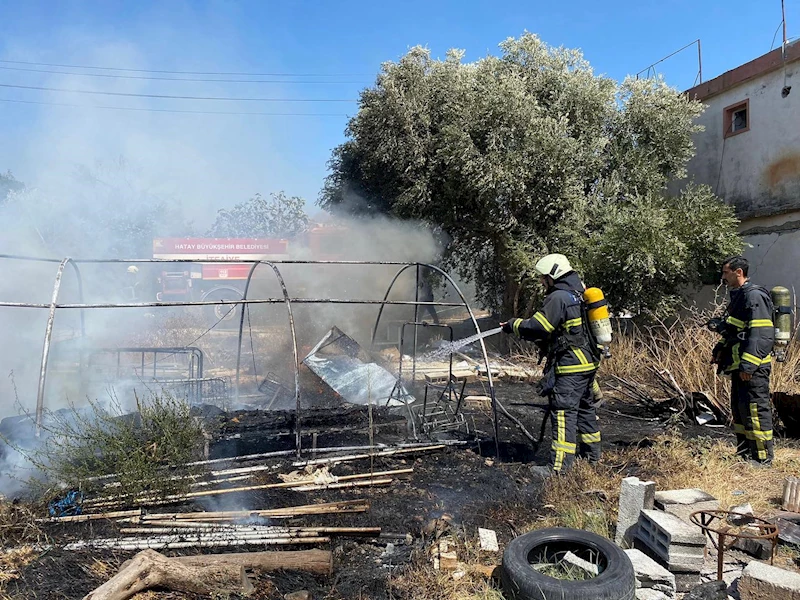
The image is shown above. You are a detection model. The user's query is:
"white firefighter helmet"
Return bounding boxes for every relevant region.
[534,254,572,280]
[127,265,139,274]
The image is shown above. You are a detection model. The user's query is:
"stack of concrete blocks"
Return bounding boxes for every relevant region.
[625,548,676,600]
[635,509,706,592]
[654,488,720,531]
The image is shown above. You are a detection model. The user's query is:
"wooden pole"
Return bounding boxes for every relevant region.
[66,536,330,551]
[42,509,143,524]
[140,500,370,522]
[291,444,445,468]
[119,526,381,536]
[84,469,411,508]
[288,478,393,492]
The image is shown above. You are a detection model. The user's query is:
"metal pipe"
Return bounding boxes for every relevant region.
[63,260,87,338]
[0,299,463,310]
[370,265,413,349]
[783,0,788,52]
[0,254,464,266]
[634,39,701,80]
[0,253,62,263]
[413,265,420,382]
[35,258,71,436]
[697,38,703,84]
[64,260,87,399]
[232,261,302,456]
[235,262,262,406]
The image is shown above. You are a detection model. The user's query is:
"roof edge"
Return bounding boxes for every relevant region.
[685,40,800,102]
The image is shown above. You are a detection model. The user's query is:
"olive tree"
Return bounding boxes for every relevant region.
[320,33,741,316]
[208,191,309,238]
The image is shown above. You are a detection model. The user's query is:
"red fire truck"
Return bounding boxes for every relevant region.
[152,226,347,323]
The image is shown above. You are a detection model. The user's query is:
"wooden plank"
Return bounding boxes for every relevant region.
[424,369,477,384]
[464,396,491,410]
[502,367,536,383]
[776,518,800,546]
[42,509,143,524]
[476,366,504,381]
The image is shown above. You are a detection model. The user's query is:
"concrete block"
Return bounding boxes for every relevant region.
[636,589,671,600]
[625,549,676,597]
[563,550,599,576]
[684,580,727,600]
[739,560,800,600]
[635,538,705,576]
[661,551,705,572]
[655,488,717,506]
[636,511,706,570]
[655,489,720,524]
[674,572,702,593]
[616,476,656,547]
[639,509,706,547]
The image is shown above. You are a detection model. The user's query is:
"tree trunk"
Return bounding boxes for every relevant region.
[82,549,253,600]
[174,549,333,576]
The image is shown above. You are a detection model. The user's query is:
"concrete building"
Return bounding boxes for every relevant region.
[683,41,800,291]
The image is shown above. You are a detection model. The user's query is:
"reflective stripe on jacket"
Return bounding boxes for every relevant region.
[509,272,598,375]
[715,282,775,374]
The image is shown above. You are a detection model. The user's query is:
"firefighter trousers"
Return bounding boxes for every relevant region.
[730,369,774,463]
[548,372,601,472]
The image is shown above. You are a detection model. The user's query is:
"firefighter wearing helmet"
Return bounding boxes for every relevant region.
[501,254,602,476]
[125,265,141,301]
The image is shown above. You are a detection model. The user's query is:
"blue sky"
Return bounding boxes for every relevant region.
[0,0,795,225]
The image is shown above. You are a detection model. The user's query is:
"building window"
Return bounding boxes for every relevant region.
[723,99,749,138]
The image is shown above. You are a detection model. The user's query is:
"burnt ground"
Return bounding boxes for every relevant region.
[3,381,735,600]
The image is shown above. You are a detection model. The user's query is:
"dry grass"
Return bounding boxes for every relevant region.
[521,434,800,537]
[0,546,38,587]
[391,434,800,599]
[600,307,800,420]
[0,502,46,548]
[0,502,47,597]
[391,537,505,600]
[84,557,118,581]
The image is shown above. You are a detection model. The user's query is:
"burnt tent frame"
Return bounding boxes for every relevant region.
[0,255,501,456]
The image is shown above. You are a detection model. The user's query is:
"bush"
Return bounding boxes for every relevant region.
[25,393,208,501]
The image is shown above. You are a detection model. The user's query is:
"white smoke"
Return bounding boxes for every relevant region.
[0,24,480,498]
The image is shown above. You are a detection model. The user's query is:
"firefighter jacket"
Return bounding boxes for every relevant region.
[714,281,775,375]
[508,272,599,376]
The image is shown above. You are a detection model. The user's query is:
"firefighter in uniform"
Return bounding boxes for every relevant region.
[124,265,141,302]
[712,256,775,465]
[501,254,601,473]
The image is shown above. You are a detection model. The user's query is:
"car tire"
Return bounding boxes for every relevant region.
[501,527,636,600]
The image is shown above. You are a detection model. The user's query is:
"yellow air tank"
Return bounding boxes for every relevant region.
[584,287,612,357]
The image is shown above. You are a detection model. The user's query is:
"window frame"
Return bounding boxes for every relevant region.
[723,99,750,138]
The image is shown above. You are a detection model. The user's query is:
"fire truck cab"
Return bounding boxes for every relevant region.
[152,238,290,324]
[152,227,348,324]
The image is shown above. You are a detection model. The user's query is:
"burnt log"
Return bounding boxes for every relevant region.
[82,549,253,600]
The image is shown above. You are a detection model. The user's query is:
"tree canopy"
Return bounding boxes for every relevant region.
[320,33,741,316]
[207,191,309,238]
[1,159,192,258]
[0,170,24,203]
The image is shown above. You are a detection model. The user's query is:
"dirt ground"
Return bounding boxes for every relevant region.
[0,380,755,599]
